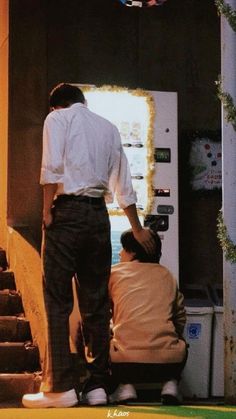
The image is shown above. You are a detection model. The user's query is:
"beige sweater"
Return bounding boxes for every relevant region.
[109,262,186,364]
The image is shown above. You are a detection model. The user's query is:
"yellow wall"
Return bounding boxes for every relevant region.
[7,228,47,361]
[0,2,76,355]
[0,0,9,249]
[0,1,47,360]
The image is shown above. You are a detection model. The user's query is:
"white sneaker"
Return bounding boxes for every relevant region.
[22,389,78,408]
[81,388,107,406]
[109,384,137,403]
[161,379,182,405]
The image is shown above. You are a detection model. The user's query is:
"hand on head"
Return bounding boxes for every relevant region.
[133,227,156,256]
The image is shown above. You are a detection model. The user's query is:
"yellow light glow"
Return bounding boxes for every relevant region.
[79,85,155,216]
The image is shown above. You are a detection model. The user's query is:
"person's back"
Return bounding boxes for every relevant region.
[110,261,186,364]
[108,229,187,405]
[42,103,121,201]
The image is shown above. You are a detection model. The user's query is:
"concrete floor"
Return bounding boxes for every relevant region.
[2,401,236,419]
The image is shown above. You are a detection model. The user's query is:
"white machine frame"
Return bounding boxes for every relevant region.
[76,85,179,281]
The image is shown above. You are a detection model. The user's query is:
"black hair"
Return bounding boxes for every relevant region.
[49,83,85,108]
[120,229,162,263]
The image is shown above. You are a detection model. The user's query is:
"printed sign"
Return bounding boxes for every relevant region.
[187,323,202,339]
[189,138,222,190]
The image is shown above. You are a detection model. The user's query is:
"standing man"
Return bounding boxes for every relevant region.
[22,83,154,408]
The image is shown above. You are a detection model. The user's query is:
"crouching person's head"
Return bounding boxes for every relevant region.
[119,229,162,263]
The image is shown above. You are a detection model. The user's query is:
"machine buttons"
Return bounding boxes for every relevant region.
[144,214,169,232]
[157,205,174,215]
[154,147,171,163]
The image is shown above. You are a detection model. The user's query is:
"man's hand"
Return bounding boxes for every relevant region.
[123,204,156,255]
[133,227,156,255]
[42,184,57,229]
[43,211,53,229]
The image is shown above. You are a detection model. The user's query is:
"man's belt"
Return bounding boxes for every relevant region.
[56,195,105,205]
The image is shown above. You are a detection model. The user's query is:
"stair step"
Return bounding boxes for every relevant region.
[0,290,23,315]
[0,248,8,271]
[0,316,32,342]
[0,342,40,373]
[0,271,16,290]
[0,372,41,402]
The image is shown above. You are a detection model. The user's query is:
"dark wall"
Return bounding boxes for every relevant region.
[8,0,222,284]
[8,0,47,244]
[46,0,220,129]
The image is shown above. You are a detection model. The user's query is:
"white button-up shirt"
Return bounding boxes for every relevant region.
[40,103,137,209]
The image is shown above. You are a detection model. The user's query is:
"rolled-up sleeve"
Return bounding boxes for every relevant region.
[108,126,137,209]
[40,112,66,185]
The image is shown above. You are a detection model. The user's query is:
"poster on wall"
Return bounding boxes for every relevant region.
[189,138,222,190]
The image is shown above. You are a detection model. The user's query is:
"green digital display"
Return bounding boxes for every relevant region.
[154,148,171,163]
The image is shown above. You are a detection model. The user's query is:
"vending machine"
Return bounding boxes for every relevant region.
[148,90,178,281]
[78,85,179,281]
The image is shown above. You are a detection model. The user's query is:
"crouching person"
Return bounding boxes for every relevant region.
[108,229,187,405]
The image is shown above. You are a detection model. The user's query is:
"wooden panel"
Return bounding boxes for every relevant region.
[8,0,48,246]
[0,0,8,48]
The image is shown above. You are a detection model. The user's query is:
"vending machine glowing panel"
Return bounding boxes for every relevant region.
[78,86,178,281]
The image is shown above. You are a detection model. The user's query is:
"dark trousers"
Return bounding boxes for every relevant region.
[40,195,111,393]
[109,349,188,393]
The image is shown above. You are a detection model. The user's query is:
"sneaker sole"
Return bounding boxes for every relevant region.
[22,397,78,408]
[109,398,137,404]
[88,399,107,406]
[22,401,78,408]
[109,393,137,403]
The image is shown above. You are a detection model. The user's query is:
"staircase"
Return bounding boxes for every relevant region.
[0,247,41,404]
